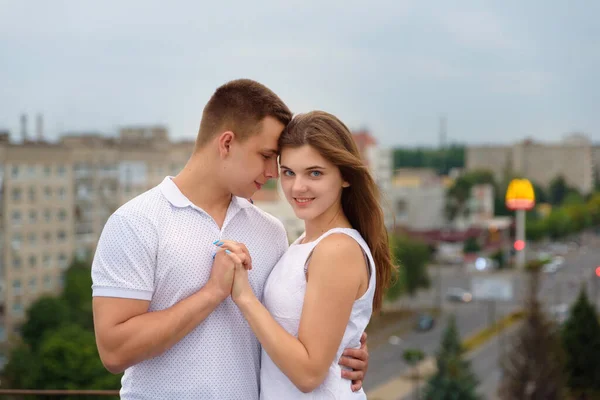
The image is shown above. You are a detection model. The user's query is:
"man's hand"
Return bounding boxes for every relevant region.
[338,331,369,391]
[206,249,236,301]
[214,240,253,270]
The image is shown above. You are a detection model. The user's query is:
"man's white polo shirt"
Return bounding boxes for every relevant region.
[92,176,289,400]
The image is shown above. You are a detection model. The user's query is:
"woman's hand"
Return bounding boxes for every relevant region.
[214,241,256,304]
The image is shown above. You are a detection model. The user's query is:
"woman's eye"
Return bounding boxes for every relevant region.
[310,171,322,177]
[283,170,294,177]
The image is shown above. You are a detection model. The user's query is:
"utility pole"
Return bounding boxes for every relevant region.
[439,115,447,174]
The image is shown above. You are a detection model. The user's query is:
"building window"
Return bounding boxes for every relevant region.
[29,278,37,293]
[28,187,36,202]
[12,256,21,269]
[44,231,52,244]
[58,273,66,289]
[12,280,21,295]
[11,233,22,250]
[44,209,51,223]
[27,165,36,178]
[11,165,19,179]
[29,210,37,224]
[44,166,51,177]
[29,255,36,268]
[58,187,66,200]
[28,232,36,246]
[11,210,22,225]
[395,200,408,218]
[44,275,52,289]
[12,302,23,317]
[43,254,52,268]
[44,186,51,199]
[58,209,67,221]
[58,165,66,177]
[57,230,67,242]
[11,188,22,201]
[58,253,68,269]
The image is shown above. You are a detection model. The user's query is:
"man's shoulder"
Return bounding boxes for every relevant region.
[113,186,166,222]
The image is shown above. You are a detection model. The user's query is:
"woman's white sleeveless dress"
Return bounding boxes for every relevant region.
[259,227,376,399]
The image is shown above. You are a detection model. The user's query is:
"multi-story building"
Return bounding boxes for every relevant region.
[387,168,447,232]
[0,139,76,355]
[352,131,395,228]
[467,134,597,195]
[0,124,194,364]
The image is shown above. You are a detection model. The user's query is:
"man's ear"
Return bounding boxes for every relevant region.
[218,131,235,158]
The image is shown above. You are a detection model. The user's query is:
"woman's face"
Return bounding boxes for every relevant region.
[279,145,348,221]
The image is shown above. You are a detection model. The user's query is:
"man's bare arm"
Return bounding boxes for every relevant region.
[92,249,244,374]
[93,284,222,374]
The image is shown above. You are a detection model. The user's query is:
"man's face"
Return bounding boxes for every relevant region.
[225,116,284,199]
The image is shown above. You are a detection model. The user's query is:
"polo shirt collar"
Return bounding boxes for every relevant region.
[159,176,254,210]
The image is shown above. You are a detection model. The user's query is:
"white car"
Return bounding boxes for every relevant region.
[446,287,473,303]
[549,303,569,324]
[543,257,565,274]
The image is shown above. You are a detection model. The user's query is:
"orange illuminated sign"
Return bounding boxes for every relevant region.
[505,179,535,210]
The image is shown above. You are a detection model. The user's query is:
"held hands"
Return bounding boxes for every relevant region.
[209,240,255,303]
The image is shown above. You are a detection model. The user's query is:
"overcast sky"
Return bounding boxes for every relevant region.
[1,0,599,147]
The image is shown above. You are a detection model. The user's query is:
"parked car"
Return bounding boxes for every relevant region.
[543,256,565,274]
[549,303,569,325]
[446,287,473,303]
[415,313,435,332]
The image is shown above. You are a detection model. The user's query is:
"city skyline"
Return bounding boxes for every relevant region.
[1,1,599,146]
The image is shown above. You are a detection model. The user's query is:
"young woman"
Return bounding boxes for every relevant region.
[219,111,394,399]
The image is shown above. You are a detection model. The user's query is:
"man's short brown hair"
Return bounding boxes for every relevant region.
[195,79,292,149]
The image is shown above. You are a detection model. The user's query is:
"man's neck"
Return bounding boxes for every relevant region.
[172,153,232,216]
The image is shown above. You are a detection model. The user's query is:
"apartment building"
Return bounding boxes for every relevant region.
[467,134,596,194]
[0,125,194,361]
[0,139,76,356]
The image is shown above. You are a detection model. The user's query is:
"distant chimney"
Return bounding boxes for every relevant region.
[36,113,43,141]
[20,114,27,142]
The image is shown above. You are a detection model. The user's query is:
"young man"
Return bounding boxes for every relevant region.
[92,79,369,399]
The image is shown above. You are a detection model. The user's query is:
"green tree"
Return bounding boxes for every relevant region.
[423,315,480,400]
[393,145,465,175]
[463,237,481,254]
[561,288,600,397]
[531,181,548,204]
[2,259,122,397]
[587,193,600,225]
[3,344,42,392]
[445,170,495,222]
[564,203,592,233]
[21,296,71,351]
[36,324,121,393]
[62,258,95,330]
[549,176,569,205]
[525,219,547,242]
[387,235,430,300]
[499,265,565,399]
[545,208,574,239]
[403,348,426,400]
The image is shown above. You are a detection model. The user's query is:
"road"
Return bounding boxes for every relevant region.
[364,238,600,398]
[474,244,600,398]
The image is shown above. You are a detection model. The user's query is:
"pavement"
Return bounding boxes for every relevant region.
[365,237,600,399]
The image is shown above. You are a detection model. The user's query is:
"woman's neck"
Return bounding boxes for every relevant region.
[302,206,352,243]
